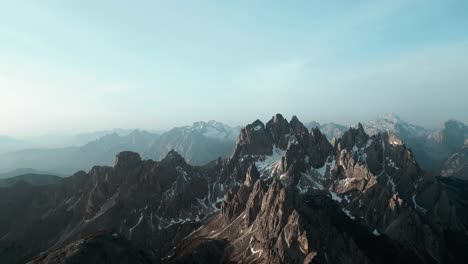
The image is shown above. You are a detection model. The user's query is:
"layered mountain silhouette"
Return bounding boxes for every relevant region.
[365,116,468,175]
[0,173,61,188]
[0,121,239,176]
[0,114,467,263]
[2,116,466,180]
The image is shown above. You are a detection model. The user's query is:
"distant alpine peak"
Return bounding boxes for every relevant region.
[364,113,428,140]
[185,120,238,140]
[382,112,402,122]
[192,120,225,128]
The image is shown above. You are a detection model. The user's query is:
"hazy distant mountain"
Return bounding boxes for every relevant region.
[145,120,239,165]
[305,121,348,140]
[441,140,468,180]
[0,130,160,175]
[0,121,239,175]
[408,120,467,174]
[363,113,428,141]
[0,129,136,154]
[427,120,468,152]
[0,168,60,179]
[307,113,429,144]
[0,173,61,188]
[362,115,468,174]
[0,136,27,154]
[23,128,136,149]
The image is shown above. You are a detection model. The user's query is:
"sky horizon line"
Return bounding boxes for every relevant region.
[2,111,464,139]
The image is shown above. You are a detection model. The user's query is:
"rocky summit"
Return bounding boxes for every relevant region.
[1,114,467,264]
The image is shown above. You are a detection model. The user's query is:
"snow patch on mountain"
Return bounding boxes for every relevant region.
[255,146,286,178]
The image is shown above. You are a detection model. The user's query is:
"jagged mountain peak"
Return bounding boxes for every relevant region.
[191,120,231,131]
[231,119,273,159]
[266,114,290,149]
[357,122,365,132]
[231,115,315,162]
[364,113,428,142]
[114,151,142,169]
[340,122,370,149]
[161,149,187,166]
[164,120,239,143]
[271,113,287,123]
[289,115,308,134]
[310,126,324,139]
[247,119,266,131]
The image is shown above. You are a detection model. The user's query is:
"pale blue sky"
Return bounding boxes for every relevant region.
[0,1,467,136]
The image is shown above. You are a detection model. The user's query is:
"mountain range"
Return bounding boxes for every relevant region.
[0,129,136,154]
[361,114,468,178]
[1,115,467,181]
[0,121,239,176]
[1,114,467,264]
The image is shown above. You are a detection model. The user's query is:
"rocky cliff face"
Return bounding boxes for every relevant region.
[168,169,424,264]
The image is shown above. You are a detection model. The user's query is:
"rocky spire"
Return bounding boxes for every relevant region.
[266,113,290,149]
[244,163,260,187]
[231,119,274,159]
[160,149,187,166]
[289,115,308,135]
[340,122,370,149]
